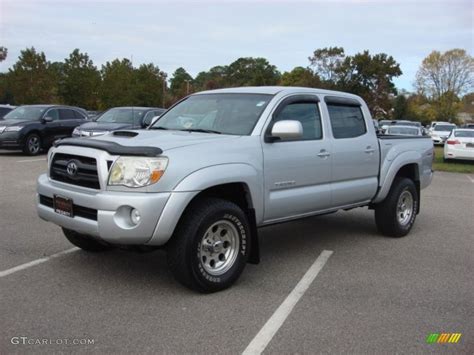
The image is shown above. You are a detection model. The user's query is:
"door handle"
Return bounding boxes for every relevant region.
[317,150,330,158]
[364,146,375,154]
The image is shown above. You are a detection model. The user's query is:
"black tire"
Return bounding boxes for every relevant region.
[374,178,418,238]
[22,133,42,156]
[167,198,250,293]
[62,228,113,252]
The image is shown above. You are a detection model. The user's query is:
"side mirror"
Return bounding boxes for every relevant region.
[143,116,161,128]
[270,120,303,141]
[150,116,161,127]
[42,116,54,123]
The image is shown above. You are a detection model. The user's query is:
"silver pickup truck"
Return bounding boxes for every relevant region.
[37,87,434,292]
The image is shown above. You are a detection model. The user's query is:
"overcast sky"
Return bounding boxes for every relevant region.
[1,0,472,90]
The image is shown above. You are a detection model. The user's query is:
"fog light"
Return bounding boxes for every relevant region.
[130,209,141,225]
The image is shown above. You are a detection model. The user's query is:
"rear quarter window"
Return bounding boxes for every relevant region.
[73,110,86,119]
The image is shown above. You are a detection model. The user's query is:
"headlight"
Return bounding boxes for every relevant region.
[5,126,22,132]
[0,126,6,133]
[72,127,80,135]
[108,157,168,188]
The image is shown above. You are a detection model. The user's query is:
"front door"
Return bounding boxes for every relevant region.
[262,95,332,223]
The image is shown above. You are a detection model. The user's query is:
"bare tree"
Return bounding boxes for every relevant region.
[308,47,345,82]
[415,49,473,99]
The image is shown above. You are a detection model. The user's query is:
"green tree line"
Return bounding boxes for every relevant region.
[0,46,472,122]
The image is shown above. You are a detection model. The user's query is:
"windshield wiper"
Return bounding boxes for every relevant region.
[150,126,169,130]
[179,128,222,134]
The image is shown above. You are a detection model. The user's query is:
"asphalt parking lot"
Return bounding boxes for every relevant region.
[1,150,473,354]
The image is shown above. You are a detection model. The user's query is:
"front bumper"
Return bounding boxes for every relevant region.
[431,136,447,145]
[36,174,196,246]
[0,132,22,149]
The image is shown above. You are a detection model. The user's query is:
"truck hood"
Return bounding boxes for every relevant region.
[91,129,240,152]
[79,122,133,131]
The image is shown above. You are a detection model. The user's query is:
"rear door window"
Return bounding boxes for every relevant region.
[59,109,77,120]
[327,104,366,139]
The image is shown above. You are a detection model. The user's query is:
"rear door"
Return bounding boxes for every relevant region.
[59,108,85,137]
[262,95,332,223]
[324,96,379,206]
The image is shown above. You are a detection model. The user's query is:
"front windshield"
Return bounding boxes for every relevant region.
[434,125,455,132]
[3,106,46,121]
[388,126,418,135]
[151,93,273,135]
[454,130,474,138]
[97,108,146,124]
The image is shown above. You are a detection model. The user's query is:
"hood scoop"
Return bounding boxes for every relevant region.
[113,131,139,137]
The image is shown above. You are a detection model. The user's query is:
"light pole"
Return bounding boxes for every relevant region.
[162,73,167,108]
[185,79,192,95]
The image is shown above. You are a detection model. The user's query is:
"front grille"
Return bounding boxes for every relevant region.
[50,153,100,189]
[39,195,98,221]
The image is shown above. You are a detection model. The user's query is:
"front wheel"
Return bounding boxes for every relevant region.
[23,133,42,155]
[374,178,418,238]
[167,198,250,293]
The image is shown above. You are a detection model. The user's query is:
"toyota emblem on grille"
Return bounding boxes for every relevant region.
[66,160,79,177]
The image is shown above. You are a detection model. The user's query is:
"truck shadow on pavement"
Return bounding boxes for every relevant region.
[55,209,379,293]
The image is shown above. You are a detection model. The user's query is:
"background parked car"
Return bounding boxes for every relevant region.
[378,119,392,133]
[429,123,457,145]
[72,106,165,137]
[0,104,16,118]
[444,129,474,162]
[0,105,88,155]
[392,120,422,128]
[386,125,423,136]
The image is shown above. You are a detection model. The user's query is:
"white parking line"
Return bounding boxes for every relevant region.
[16,158,47,163]
[0,247,79,278]
[242,250,333,355]
[467,175,474,183]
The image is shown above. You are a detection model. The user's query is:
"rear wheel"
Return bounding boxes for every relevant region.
[167,198,250,293]
[23,133,42,155]
[374,178,418,238]
[62,228,113,252]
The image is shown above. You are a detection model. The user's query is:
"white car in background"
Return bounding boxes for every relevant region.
[430,123,456,145]
[378,120,392,133]
[386,125,422,136]
[444,129,474,161]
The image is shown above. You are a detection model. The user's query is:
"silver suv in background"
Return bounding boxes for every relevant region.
[37,87,433,292]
